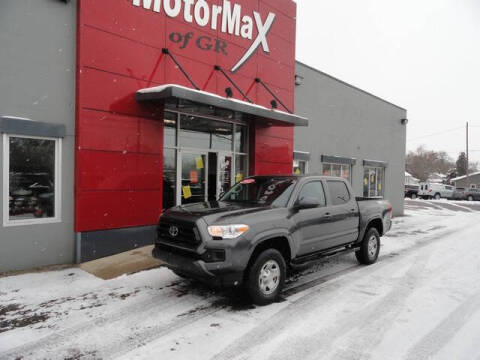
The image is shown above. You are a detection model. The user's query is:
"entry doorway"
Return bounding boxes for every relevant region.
[208,153,233,201]
[162,107,249,210]
[179,151,234,205]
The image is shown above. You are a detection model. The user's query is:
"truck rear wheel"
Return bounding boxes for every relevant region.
[246,249,286,305]
[355,228,380,265]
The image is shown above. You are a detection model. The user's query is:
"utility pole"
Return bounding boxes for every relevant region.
[467,121,470,187]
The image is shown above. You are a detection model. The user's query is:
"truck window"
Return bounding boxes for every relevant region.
[297,181,326,207]
[220,177,296,207]
[327,181,351,205]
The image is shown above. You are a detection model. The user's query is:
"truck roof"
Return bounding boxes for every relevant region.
[248,174,348,181]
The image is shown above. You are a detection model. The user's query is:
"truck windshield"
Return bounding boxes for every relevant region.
[220,177,296,207]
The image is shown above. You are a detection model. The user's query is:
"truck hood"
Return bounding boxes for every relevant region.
[162,201,272,225]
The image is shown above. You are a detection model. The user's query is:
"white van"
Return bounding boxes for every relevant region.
[418,183,454,200]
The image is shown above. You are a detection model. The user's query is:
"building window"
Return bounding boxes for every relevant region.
[3,134,62,226]
[323,163,352,182]
[363,167,384,198]
[293,160,308,175]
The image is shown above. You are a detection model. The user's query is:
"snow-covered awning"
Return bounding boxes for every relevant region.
[135,84,308,127]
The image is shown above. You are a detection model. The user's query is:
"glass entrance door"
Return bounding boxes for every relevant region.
[207,152,233,201]
[217,153,233,198]
[180,152,207,205]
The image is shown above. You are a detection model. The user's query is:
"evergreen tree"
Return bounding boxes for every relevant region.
[456,152,468,176]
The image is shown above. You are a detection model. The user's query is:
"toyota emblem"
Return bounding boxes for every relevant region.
[169,225,179,237]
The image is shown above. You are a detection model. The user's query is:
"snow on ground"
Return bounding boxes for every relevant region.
[1,200,480,359]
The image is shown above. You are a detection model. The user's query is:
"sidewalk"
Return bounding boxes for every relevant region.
[80,245,161,280]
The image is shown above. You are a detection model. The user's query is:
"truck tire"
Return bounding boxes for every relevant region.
[246,249,286,305]
[355,228,380,265]
[411,193,417,200]
[434,193,441,200]
[468,195,474,201]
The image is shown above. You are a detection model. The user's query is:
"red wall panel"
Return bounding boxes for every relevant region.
[76,0,297,232]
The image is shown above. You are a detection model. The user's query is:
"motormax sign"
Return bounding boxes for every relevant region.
[75,0,296,232]
[77,0,295,107]
[132,0,276,72]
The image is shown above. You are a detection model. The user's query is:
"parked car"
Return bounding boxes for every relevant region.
[418,183,454,200]
[405,184,420,199]
[152,175,392,305]
[451,188,480,201]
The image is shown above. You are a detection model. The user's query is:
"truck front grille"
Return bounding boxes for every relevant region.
[157,218,200,247]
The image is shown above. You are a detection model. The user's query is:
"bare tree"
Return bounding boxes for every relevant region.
[406,146,455,182]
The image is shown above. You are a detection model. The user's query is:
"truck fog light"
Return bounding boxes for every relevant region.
[202,249,226,263]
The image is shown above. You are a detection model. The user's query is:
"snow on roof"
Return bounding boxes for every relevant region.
[136,84,308,126]
[451,171,480,182]
[137,84,299,118]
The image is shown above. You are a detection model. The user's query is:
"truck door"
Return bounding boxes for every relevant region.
[291,180,333,256]
[325,180,360,247]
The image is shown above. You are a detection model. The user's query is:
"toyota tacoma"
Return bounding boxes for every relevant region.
[153,175,392,305]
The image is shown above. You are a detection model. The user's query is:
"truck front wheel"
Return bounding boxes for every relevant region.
[246,249,286,305]
[356,228,381,265]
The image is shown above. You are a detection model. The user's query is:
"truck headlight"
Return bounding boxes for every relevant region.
[208,225,249,239]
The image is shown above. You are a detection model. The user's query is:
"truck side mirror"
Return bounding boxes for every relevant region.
[294,197,320,210]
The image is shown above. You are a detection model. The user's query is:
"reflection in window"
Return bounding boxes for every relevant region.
[179,115,233,151]
[8,136,57,221]
[163,148,176,210]
[298,181,326,206]
[235,155,247,184]
[235,125,248,153]
[164,111,177,148]
[327,180,351,205]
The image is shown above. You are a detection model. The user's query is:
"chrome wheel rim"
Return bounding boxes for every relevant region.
[368,235,378,259]
[258,260,280,295]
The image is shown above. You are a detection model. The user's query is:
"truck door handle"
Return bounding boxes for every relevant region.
[324,212,331,218]
[350,208,356,212]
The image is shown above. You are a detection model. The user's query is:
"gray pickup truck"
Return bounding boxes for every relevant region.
[153,175,392,304]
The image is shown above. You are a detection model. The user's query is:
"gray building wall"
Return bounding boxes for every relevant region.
[294,62,407,216]
[0,0,77,272]
[452,173,480,188]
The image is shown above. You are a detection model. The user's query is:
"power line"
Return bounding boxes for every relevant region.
[407,126,464,142]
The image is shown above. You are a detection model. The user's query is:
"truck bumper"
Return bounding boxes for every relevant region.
[152,246,244,288]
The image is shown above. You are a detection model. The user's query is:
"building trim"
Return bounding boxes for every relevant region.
[294,150,310,161]
[0,116,66,138]
[321,155,357,166]
[363,159,388,168]
[80,225,156,262]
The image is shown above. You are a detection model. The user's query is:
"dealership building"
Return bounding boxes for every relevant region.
[0,0,406,272]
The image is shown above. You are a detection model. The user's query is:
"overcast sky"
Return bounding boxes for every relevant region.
[294,0,480,163]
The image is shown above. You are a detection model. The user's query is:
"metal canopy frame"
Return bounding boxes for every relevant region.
[136,85,308,127]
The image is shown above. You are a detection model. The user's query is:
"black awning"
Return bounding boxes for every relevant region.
[135,85,308,127]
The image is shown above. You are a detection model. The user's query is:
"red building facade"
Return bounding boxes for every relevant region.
[75,0,304,258]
